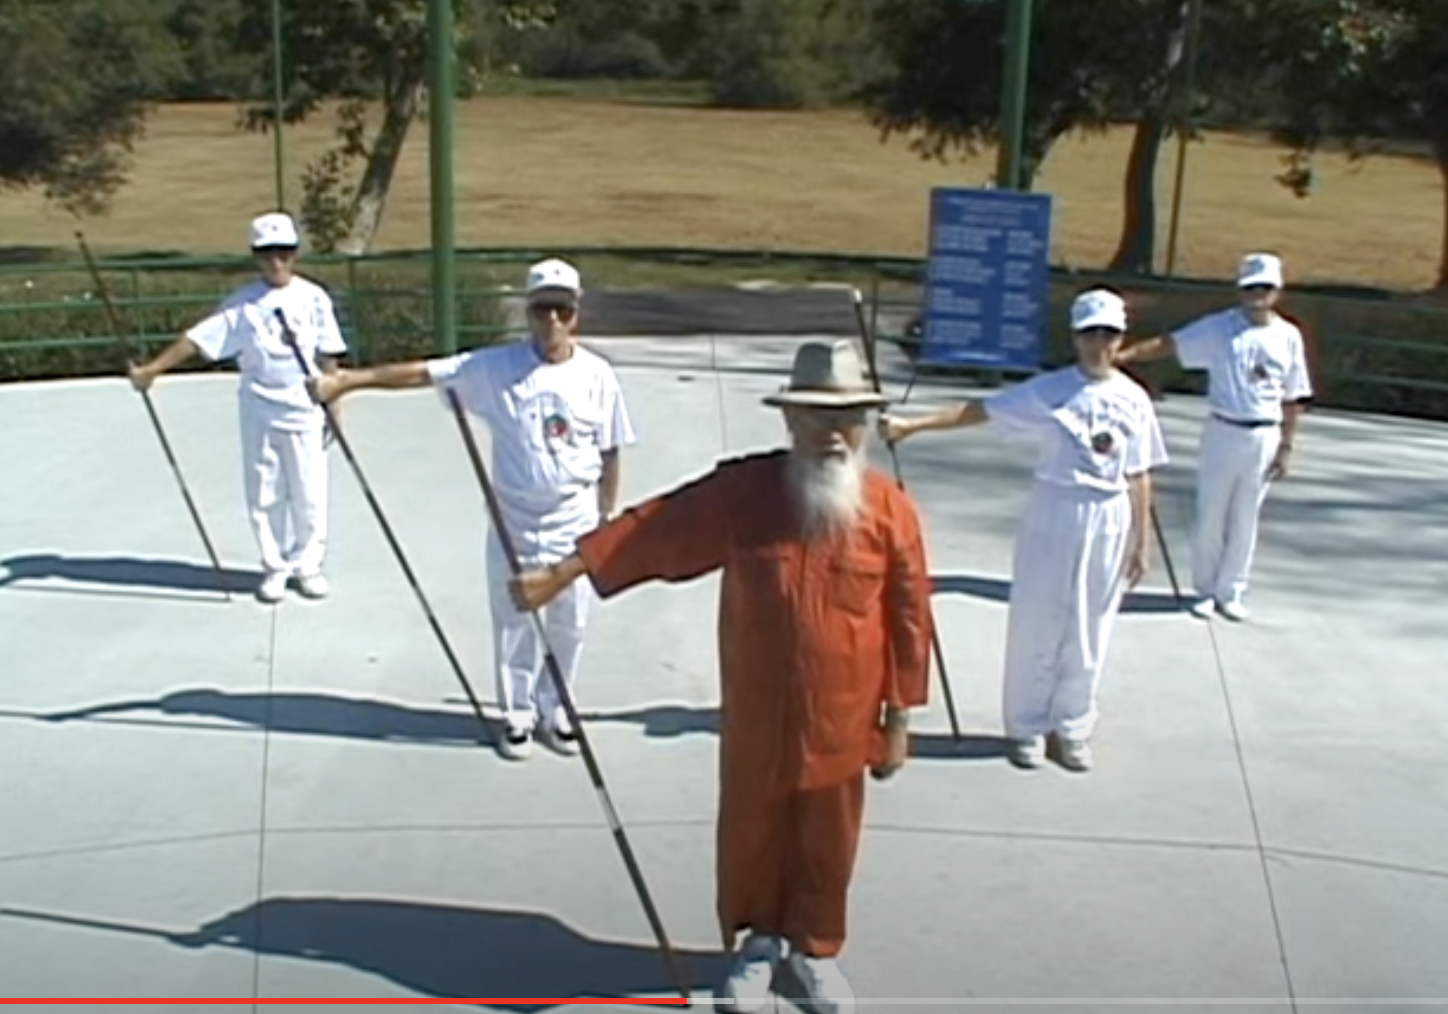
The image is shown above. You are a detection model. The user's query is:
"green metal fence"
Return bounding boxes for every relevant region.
[2,245,1447,421]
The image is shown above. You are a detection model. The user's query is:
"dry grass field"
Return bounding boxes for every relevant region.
[0,94,1443,292]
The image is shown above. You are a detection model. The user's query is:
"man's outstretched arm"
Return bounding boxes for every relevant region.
[510,462,743,610]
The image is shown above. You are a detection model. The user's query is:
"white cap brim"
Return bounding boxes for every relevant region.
[1073,309,1127,332]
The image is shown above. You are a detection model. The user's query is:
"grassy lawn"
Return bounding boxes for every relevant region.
[0,91,1442,293]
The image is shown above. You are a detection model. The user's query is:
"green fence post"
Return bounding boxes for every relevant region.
[996,0,1035,191]
[428,0,457,356]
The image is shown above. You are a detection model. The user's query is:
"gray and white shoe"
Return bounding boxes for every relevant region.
[718,933,784,1013]
[1056,737,1094,772]
[1218,598,1249,622]
[786,950,856,1014]
[1008,734,1046,769]
[498,723,533,761]
[1188,597,1215,619]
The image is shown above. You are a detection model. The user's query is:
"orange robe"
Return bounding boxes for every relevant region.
[574,449,933,957]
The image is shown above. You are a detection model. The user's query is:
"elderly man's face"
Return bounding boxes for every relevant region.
[785,404,870,458]
[527,288,579,353]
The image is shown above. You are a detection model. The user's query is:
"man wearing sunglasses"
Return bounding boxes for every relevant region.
[1115,252,1313,621]
[309,258,636,758]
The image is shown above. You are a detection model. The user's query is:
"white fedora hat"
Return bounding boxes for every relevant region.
[762,340,889,409]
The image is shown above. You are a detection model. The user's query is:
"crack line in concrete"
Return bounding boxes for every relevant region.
[250,604,279,1009]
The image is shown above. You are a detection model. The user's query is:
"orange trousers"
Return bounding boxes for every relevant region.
[715,772,866,959]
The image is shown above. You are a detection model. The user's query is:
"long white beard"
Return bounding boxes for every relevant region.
[787,446,866,538]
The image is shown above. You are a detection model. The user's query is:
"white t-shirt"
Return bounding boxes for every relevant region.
[984,367,1169,494]
[427,339,637,521]
[1171,308,1313,423]
[186,275,348,430]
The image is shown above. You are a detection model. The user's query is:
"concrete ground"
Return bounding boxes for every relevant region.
[2,332,1447,1012]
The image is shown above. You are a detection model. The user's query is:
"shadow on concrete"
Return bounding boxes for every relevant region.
[0,898,726,1010]
[585,704,1009,761]
[0,553,259,595]
[931,573,1185,614]
[30,688,492,746]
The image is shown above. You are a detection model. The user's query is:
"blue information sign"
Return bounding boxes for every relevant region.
[920,186,1053,371]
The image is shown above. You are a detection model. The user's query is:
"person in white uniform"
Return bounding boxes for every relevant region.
[129,212,348,604]
[1115,252,1313,621]
[308,258,636,760]
[879,288,1168,772]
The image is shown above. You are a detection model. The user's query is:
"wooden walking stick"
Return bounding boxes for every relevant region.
[445,389,695,1005]
[851,289,965,745]
[76,232,231,600]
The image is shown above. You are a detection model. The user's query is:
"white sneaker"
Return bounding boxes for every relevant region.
[498,723,533,761]
[256,571,288,604]
[786,951,856,1014]
[1189,597,1215,619]
[1218,598,1249,622]
[718,933,784,1012]
[294,572,329,599]
[543,710,580,755]
[1056,737,1094,772]
[1008,735,1046,769]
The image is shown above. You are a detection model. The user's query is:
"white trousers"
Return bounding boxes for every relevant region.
[1192,416,1281,603]
[1002,482,1133,743]
[486,496,598,731]
[240,406,330,578]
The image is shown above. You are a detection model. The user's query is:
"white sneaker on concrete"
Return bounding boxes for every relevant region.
[543,709,580,755]
[1188,597,1215,619]
[718,933,784,1012]
[294,572,329,599]
[256,571,288,604]
[498,723,533,761]
[1008,735,1046,769]
[786,951,855,1014]
[1218,598,1249,621]
[1056,737,1094,772]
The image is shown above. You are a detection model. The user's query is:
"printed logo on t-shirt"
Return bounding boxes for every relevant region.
[543,411,571,441]
[1090,431,1116,455]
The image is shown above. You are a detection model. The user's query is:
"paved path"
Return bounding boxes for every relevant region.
[2,334,1446,1011]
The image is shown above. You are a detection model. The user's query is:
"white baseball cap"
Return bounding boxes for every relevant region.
[250,212,300,250]
[1237,252,1284,288]
[525,258,582,298]
[1070,289,1128,332]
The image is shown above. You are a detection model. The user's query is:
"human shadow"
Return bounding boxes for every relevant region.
[32,688,492,747]
[0,553,259,595]
[931,574,1184,614]
[0,897,727,1009]
[587,704,1008,762]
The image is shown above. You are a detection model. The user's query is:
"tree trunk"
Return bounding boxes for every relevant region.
[1110,116,1170,273]
[1428,95,1448,290]
[1108,0,1191,274]
[338,79,424,256]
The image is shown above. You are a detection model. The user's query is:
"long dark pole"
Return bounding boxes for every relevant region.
[273,310,490,731]
[444,390,693,1005]
[853,290,964,744]
[76,232,231,601]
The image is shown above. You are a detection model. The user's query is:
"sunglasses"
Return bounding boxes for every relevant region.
[529,301,577,319]
[1075,327,1123,339]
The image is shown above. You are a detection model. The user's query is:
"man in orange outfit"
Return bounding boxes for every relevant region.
[509,340,933,1013]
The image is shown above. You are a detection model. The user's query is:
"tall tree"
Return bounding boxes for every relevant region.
[238,0,557,254]
[0,0,177,216]
[1269,0,1448,289]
